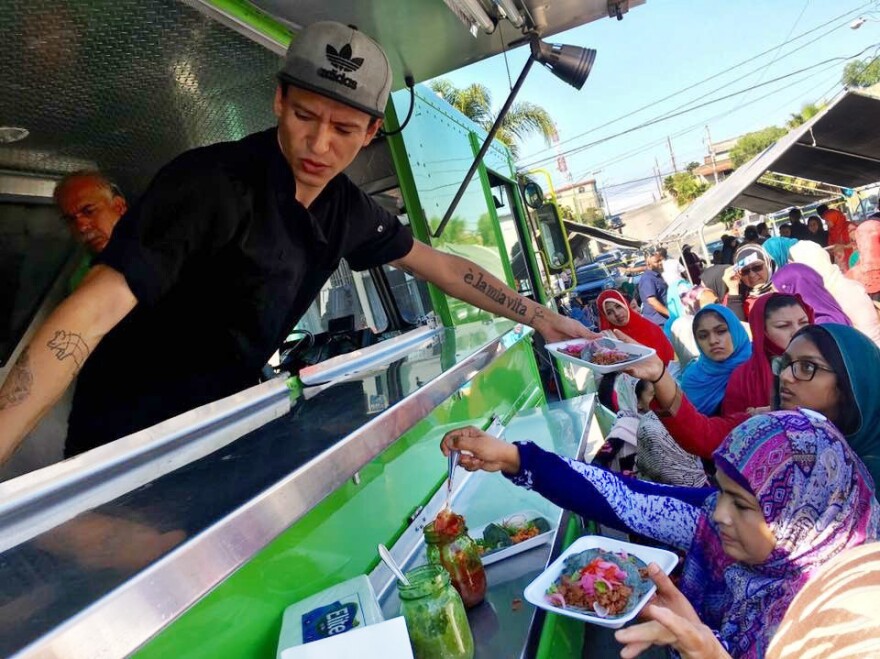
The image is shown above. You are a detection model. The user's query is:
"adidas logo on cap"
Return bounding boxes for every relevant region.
[278,21,392,119]
[318,42,363,90]
[325,44,363,72]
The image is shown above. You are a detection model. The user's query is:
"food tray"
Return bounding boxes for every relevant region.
[470,510,555,566]
[523,535,678,629]
[545,337,656,375]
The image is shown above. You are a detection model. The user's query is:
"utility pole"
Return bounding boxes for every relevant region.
[654,157,664,198]
[667,136,679,173]
[705,125,719,185]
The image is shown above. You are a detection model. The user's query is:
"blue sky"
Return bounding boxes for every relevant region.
[431,0,880,213]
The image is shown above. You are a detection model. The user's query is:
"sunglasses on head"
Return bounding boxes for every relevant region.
[739,262,765,277]
[771,355,834,382]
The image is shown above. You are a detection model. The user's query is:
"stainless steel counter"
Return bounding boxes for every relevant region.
[0,320,529,658]
[375,395,601,659]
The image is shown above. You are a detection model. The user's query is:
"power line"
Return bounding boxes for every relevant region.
[531,44,877,170]
[564,56,846,182]
[525,48,859,171]
[518,0,874,165]
[733,0,813,111]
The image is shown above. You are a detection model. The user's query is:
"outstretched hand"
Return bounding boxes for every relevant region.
[533,309,599,343]
[440,425,521,475]
[612,330,665,382]
[614,565,729,659]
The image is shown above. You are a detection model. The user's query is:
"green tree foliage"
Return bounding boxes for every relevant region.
[729,126,787,167]
[557,204,606,228]
[476,212,498,246]
[429,79,558,159]
[712,207,745,229]
[582,207,608,229]
[842,57,880,88]
[786,102,822,129]
[663,172,709,208]
[430,216,467,244]
[686,161,700,173]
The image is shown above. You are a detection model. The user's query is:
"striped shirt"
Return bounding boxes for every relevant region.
[767,542,880,659]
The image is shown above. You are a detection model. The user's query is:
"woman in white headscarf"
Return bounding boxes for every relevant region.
[789,240,880,346]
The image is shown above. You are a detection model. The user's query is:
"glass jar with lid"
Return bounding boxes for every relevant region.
[398,564,474,659]
[424,512,487,608]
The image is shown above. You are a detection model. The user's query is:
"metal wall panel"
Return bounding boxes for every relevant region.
[0,0,280,195]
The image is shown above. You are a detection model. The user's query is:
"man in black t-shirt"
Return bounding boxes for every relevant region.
[787,208,810,241]
[0,21,592,463]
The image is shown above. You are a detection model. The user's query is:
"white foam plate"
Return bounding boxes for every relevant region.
[523,535,679,629]
[545,337,656,375]
[470,510,555,566]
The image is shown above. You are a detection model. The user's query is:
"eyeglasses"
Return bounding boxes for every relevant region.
[771,356,835,382]
[739,263,765,277]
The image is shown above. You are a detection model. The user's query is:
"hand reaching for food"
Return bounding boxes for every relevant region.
[441,426,520,475]
[612,330,665,382]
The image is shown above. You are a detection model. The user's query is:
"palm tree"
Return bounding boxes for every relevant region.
[429,79,557,159]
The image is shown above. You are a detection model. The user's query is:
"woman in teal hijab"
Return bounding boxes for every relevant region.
[763,236,799,268]
[681,304,752,415]
[775,324,880,486]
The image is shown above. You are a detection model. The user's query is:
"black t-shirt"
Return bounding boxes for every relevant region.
[66,128,413,455]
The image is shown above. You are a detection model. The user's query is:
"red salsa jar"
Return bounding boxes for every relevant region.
[424,511,487,608]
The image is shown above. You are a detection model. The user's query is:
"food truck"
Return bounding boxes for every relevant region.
[0,1,646,657]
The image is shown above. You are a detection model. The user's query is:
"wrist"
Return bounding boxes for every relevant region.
[501,443,521,475]
[648,361,666,384]
[528,303,551,333]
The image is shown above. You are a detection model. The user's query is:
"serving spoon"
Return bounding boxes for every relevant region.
[378,543,411,586]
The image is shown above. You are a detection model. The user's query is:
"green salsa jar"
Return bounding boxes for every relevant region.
[398,565,474,659]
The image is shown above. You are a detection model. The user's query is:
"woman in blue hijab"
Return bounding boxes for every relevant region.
[681,304,752,415]
[762,236,799,268]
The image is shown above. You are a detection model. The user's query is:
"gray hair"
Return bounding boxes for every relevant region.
[53,170,123,206]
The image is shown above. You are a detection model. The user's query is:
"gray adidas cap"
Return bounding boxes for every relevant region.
[278,21,392,119]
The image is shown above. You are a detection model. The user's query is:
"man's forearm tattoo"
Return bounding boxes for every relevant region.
[0,347,34,410]
[463,268,528,317]
[530,306,547,326]
[47,330,90,372]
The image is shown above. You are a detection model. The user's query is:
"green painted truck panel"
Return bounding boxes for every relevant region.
[135,339,543,658]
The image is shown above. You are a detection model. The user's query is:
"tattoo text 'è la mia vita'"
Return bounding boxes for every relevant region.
[464,269,528,317]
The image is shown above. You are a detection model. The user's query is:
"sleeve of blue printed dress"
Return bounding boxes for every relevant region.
[505,441,708,551]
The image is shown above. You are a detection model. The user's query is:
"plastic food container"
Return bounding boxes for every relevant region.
[545,337,656,375]
[469,510,555,566]
[277,575,384,657]
[523,535,678,629]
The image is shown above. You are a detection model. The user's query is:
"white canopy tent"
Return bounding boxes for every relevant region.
[659,90,880,243]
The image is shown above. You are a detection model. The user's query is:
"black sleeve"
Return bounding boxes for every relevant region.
[342,182,414,271]
[96,153,243,306]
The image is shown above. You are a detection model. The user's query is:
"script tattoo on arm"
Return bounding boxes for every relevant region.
[529,306,547,325]
[463,267,529,318]
[0,347,34,410]
[47,330,90,373]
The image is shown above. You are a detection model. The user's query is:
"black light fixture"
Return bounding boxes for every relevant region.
[433,35,596,238]
[530,39,596,91]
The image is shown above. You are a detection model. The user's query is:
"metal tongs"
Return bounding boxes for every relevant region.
[444,449,461,510]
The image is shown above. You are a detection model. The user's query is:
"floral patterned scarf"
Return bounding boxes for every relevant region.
[679,410,880,658]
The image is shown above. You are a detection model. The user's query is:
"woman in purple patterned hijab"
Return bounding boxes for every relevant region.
[772,263,852,326]
[443,410,879,657]
[677,409,878,657]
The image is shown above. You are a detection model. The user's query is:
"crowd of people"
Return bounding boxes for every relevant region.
[442,205,880,658]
